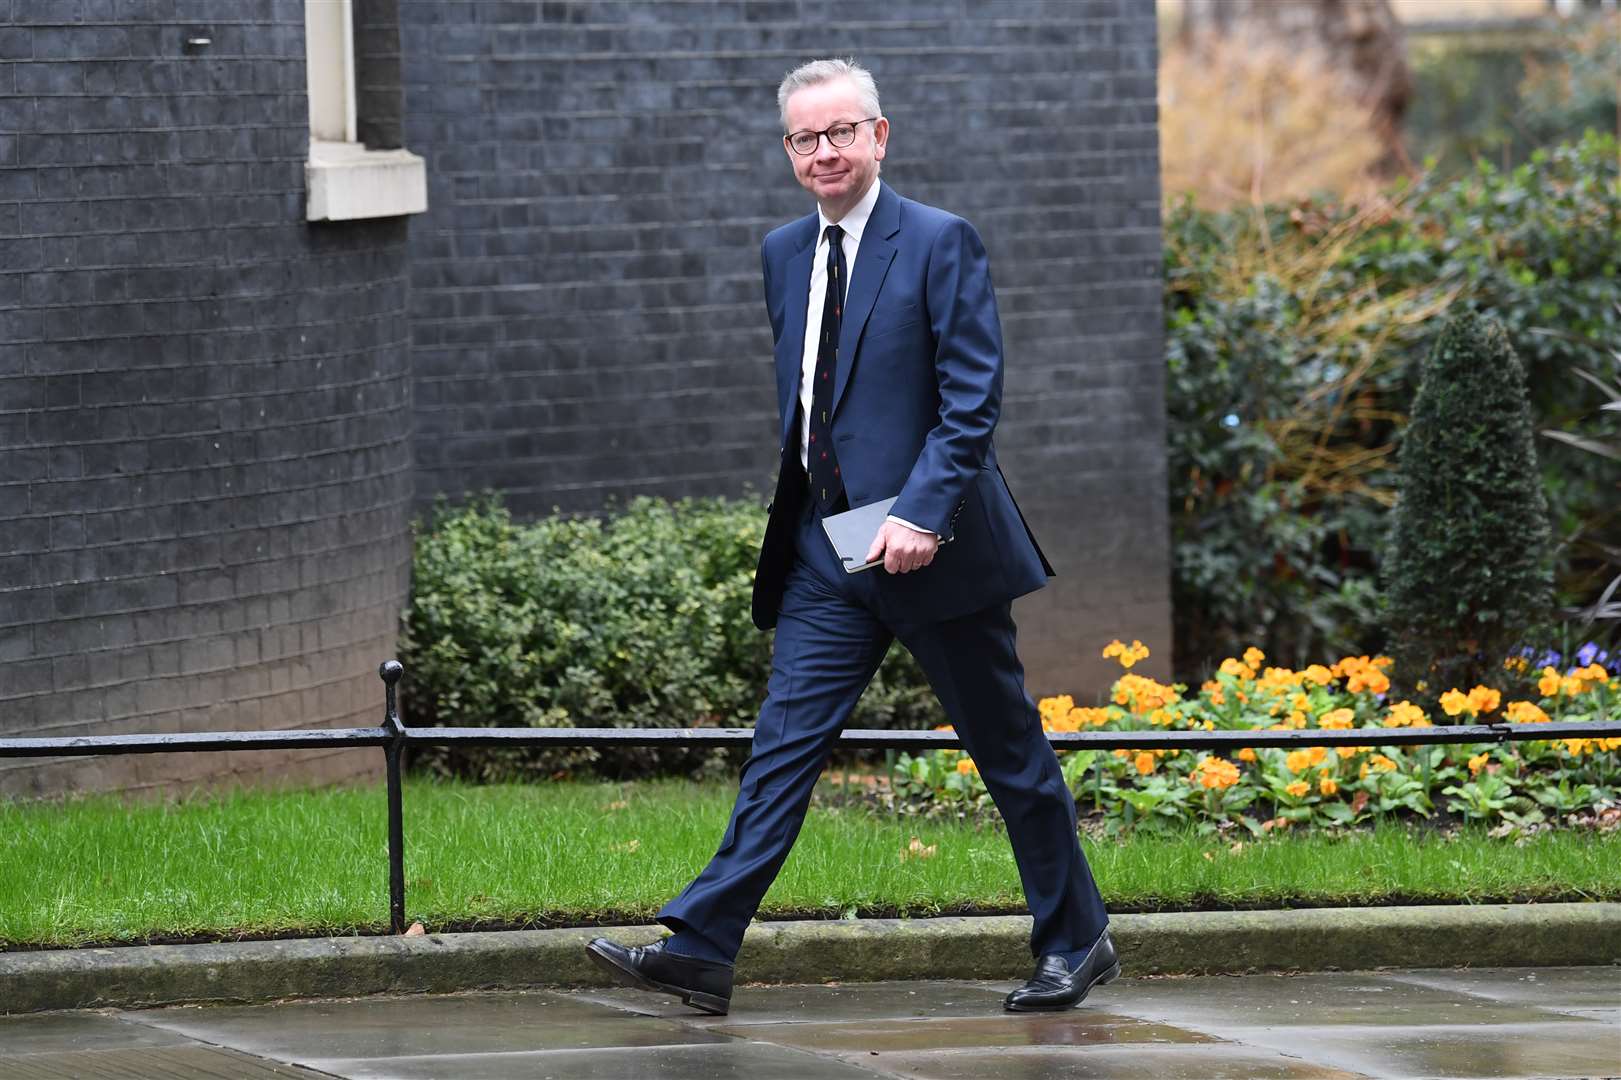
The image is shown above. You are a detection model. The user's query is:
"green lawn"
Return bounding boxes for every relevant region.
[1,776,1615,948]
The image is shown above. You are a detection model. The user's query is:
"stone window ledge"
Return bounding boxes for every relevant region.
[306,140,427,222]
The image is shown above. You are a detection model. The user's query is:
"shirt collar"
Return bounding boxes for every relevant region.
[817,177,881,247]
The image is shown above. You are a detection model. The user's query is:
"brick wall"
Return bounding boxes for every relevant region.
[0,0,416,799]
[401,0,1170,696]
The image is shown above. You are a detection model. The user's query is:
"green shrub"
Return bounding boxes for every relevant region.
[1164,131,1621,684]
[1381,309,1557,709]
[398,491,939,781]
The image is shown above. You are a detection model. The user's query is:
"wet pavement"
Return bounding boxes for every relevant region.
[1,966,1616,1079]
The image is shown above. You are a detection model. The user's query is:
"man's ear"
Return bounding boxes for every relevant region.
[873,117,888,160]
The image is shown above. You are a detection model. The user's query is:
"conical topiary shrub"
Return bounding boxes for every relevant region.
[1380,308,1556,713]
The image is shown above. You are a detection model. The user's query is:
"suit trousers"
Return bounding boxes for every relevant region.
[656,481,1110,962]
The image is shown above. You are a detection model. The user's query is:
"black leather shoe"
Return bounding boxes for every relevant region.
[1003,929,1121,1012]
[585,936,734,1016]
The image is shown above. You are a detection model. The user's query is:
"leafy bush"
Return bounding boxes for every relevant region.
[1164,131,1621,684]
[398,492,938,781]
[1381,309,1557,710]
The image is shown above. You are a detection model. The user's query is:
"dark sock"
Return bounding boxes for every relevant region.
[1057,947,1090,972]
[663,930,731,965]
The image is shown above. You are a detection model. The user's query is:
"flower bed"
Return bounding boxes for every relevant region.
[893,641,1619,837]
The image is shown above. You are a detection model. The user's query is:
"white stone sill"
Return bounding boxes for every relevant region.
[306,140,428,222]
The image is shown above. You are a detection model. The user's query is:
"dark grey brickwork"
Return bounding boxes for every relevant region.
[401,0,1170,696]
[0,0,416,799]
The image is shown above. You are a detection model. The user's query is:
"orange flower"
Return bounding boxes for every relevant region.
[1466,685,1501,715]
[1318,776,1338,796]
[1103,638,1151,669]
[1237,747,1257,762]
[1134,751,1156,776]
[1190,755,1240,790]
[956,757,977,775]
[1467,752,1490,776]
[1320,708,1356,730]
[1504,700,1550,724]
[1383,700,1428,728]
[1285,780,1310,798]
[1439,689,1472,716]
[1302,665,1335,686]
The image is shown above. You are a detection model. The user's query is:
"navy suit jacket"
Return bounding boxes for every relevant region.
[752,180,1055,630]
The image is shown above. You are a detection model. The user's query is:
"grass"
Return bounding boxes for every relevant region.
[2,776,1616,949]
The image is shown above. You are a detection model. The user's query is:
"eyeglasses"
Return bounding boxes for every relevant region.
[784,117,879,156]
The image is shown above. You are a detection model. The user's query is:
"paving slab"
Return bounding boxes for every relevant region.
[0,1044,331,1079]
[1214,1020,1621,1079]
[126,988,730,1059]
[862,1045,1366,1080]
[1385,964,1621,1024]
[305,1041,888,1080]
[711,1012,1218,1053]
[573,978,1011,1023]
[0,1009,193,1056]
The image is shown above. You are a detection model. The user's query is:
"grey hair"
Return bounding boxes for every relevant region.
[777,58,882,131]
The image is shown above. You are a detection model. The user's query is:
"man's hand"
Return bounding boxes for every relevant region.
[865,521,939,574]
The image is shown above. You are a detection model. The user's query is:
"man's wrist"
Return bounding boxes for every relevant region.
[885,514,939,539]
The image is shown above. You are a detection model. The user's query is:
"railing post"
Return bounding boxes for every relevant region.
[380,660,407,935]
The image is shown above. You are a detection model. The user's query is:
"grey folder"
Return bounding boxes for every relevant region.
[821,496,898,574]
[821,496,954,574]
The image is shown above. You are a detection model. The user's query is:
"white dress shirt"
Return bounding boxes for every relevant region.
[799,179,936,539]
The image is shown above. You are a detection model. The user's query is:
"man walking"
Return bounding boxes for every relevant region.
[587,59,1115,1016]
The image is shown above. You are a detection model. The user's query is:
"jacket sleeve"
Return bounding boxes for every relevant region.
[888,217,1003,540]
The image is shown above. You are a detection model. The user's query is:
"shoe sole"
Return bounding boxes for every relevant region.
[585,941,731,1016]
[1003,959,1122,1013]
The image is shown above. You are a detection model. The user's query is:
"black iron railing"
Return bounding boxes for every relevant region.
[2,659,1616,934]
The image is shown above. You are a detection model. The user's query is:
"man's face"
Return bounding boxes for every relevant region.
[782,77,888,210]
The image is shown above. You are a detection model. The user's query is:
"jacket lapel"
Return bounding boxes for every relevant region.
[775,222,816,449]
[832,181,900,420]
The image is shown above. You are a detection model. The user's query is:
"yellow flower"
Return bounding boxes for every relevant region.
[1307,745,1327,766]
[1440,689,1472,716]
[1383,700,1428,728]
[1339,655,1390,695]
[1537,666,1562,697]
[1320,708,1356,730]
[1467,752,1490,776]
[1243,646,1266,670]
[1369,754,1397,773]
[1190,755,1241,790]
[1319,776,1338,796]
[1336,746,1359,759]
[1285,781,1310,798]
[1504,700,1550,724]
[1103,639,1151,669]
[1285,749,1312,773]
[1220,656,1255,681]
[1038,696,1075,725]
[1303,665,1335,686]
[1113,673,1180,714]
[1466,685,1501,715]
[1134,751,1156,776]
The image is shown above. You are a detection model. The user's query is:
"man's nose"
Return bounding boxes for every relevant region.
[812,135,841,162]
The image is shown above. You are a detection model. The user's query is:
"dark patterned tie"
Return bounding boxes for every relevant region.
[810,223,846,511]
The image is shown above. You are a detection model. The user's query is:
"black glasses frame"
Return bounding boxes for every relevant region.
[784,117,880,156]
